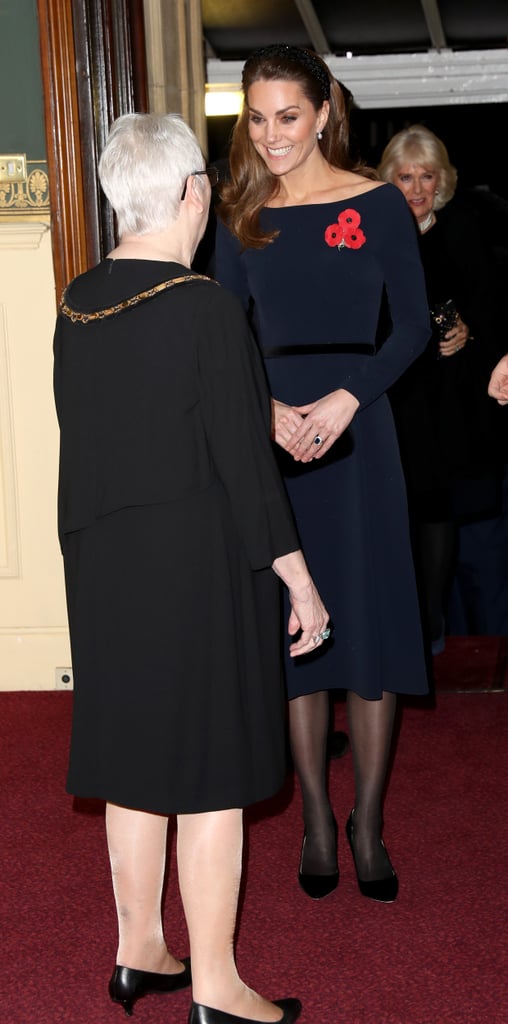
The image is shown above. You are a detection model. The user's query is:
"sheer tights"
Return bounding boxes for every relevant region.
[290,688,397,881]
[289,691,336,875]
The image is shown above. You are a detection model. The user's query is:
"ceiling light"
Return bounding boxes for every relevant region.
[205,85,243,117]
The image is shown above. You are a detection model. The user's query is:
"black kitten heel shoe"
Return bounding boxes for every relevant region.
[109,957,191,1015]
[345,810,398,903]
[188,998,302,1024]
[298,822,339,900]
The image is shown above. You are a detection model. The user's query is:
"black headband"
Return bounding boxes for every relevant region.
[243,44,331,102]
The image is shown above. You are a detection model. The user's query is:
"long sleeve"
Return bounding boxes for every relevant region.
[196,285,300,569]
[338,185,431,408]
[215,185,431,411]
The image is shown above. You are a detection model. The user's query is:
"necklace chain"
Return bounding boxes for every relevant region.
[59,273,214,324]
[418,211,434,233]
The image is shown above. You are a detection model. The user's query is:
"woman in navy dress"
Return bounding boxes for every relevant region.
[215,45,430,903]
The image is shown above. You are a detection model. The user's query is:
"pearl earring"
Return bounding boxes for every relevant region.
[317,130,323,140]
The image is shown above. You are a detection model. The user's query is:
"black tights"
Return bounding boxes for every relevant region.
[290,689,397,880]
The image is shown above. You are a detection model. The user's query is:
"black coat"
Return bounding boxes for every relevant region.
[53,260,300,813]
[389,195,506,521]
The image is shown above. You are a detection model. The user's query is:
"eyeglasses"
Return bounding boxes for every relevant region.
[180,166,220,201]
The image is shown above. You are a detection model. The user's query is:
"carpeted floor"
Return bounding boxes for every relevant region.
[431,635,508,692]
[1,681,506,1024]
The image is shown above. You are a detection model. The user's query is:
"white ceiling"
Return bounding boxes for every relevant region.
[202,1,508,106]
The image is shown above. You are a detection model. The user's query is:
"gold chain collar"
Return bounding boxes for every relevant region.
[59,272,215,325]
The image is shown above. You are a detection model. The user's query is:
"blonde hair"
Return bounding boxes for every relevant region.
[377,124,457,210]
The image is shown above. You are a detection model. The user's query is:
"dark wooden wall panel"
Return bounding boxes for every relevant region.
[37,0,88,300]
[37,0,147,300]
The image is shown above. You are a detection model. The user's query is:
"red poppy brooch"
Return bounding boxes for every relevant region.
[324,208,366,250]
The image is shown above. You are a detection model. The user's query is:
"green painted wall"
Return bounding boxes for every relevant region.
[0,0,46,158]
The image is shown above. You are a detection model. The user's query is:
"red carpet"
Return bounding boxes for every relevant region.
[431,635,508,692]
[1,688,507,1024]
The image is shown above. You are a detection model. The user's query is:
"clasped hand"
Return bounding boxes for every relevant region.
[439,314,469,358]
[273,389,360,462]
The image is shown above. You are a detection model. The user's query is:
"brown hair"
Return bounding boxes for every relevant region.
[216,45,369,249]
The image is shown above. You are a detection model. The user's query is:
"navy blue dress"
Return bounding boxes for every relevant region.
[215,183,431,699]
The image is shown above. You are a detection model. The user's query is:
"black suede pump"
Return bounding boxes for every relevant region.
[298,817,339,899]
[346,809,398,903]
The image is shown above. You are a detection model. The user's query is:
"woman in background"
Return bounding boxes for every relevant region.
[215,44,430,907]
[378,125,507,646]
[54,112,330,1024]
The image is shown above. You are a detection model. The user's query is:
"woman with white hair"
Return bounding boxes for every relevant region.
[54,112,330,1024]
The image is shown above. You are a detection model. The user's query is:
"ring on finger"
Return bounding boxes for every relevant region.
[314,435,323,446]
[312,628,331,644]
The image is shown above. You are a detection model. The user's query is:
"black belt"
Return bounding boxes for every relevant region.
[261,343,376,357]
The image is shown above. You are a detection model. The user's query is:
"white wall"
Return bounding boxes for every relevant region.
[0,223,71,690]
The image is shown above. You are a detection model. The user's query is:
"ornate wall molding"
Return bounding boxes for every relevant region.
[0,303,21,577]
[0,161,50,221]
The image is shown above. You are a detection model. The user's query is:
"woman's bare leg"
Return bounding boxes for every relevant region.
[177,808,283,1021]
[346,690,397,880]
[106,802,185,972]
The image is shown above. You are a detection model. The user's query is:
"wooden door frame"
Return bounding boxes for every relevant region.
[37,0,147,302]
